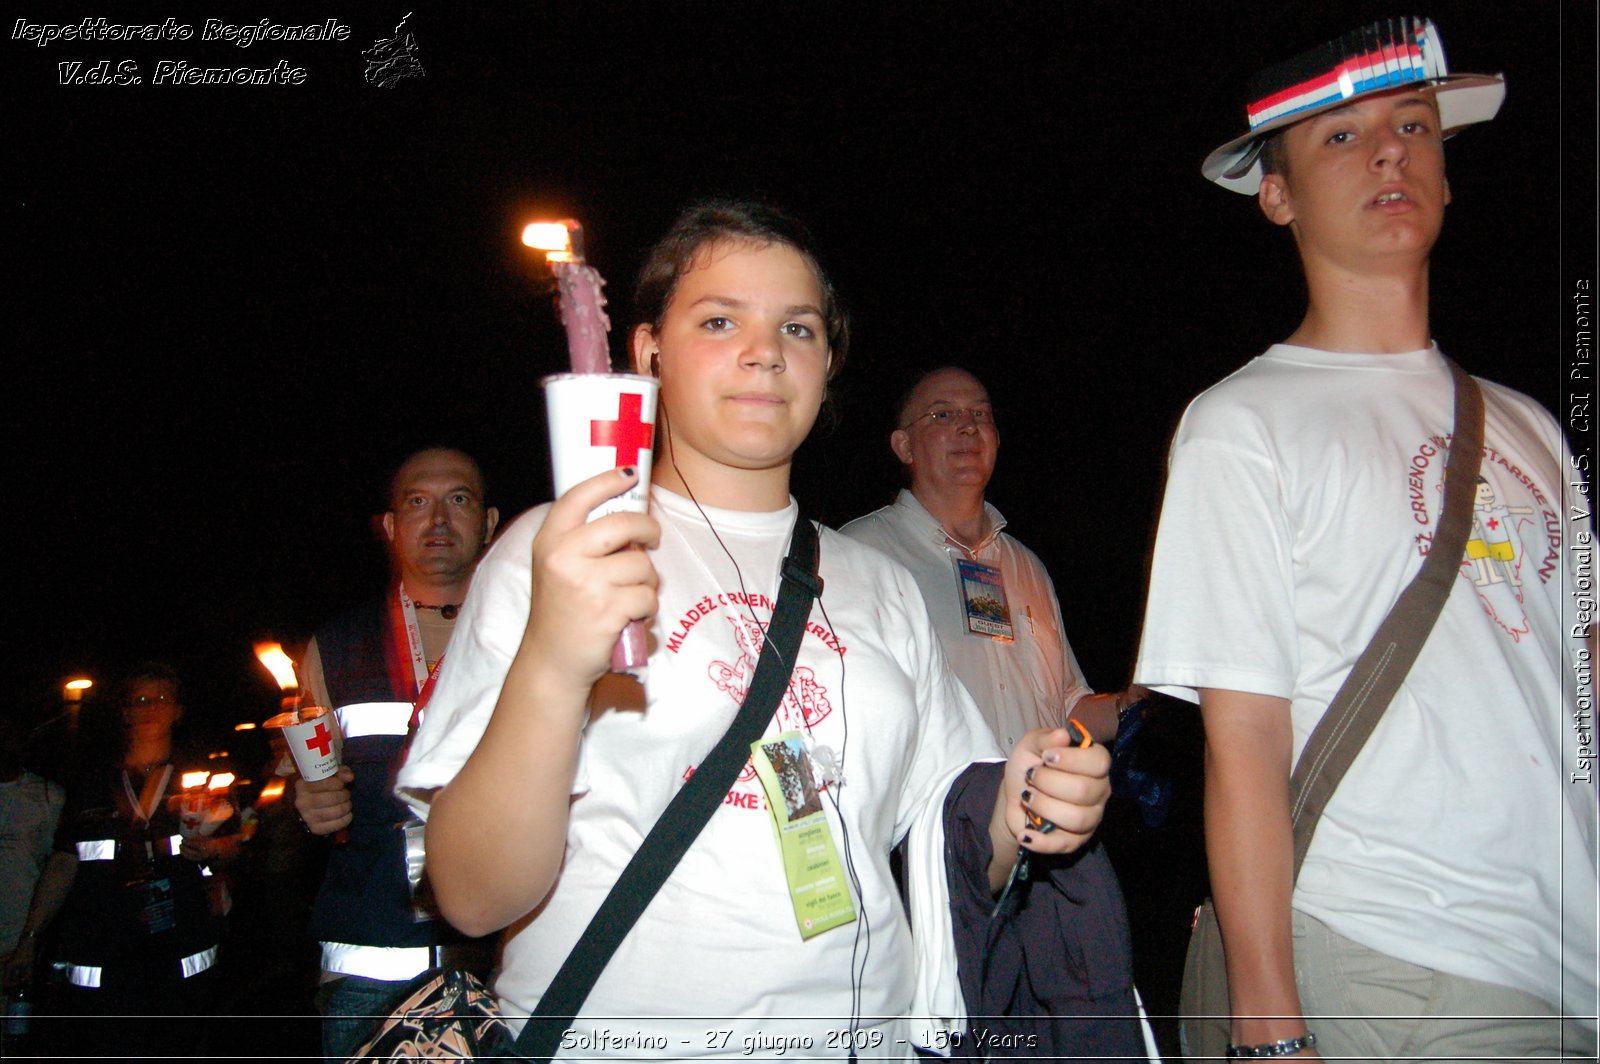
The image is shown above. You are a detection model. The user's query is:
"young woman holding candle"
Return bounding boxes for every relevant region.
[396,200,1111,1057]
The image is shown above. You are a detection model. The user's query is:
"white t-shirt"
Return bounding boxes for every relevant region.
[1135,344,1598,1021]
[841,490,1094,752]
[399,487,1000,1057]
[0,769,65,952]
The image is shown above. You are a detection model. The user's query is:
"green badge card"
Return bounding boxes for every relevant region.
[749,732,856,940]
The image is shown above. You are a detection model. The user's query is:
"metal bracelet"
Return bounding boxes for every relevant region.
[1226,1032,1317,1058]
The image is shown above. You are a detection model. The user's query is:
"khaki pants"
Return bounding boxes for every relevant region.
[1293,910,1595,1062]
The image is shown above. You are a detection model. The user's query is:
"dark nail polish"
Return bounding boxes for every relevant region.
[619,466,636,478]
[1020,789,1033,803]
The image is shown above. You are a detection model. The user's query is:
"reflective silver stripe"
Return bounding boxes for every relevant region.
[65,963,103,988]
[58,950,216,986]
[402,818,428,893]
[320,942,431,980]
[77,837,181,860]
[76,839,116,861]
[180,946,219,979]
[334,702,413,739]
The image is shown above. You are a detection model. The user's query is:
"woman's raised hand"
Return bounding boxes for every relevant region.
[522,466,661,695]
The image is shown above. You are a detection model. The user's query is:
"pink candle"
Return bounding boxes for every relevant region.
[551,261,612,374]
[544,237,647,672]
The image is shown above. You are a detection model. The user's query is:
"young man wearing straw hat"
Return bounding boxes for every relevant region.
[1136,16,1596,1061]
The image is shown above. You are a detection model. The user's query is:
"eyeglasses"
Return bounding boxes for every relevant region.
[126,694,176,708]
[908,405,996,428]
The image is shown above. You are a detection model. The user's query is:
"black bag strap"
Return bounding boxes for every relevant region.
[514,515,822,1061]
[1287,359,1484,875]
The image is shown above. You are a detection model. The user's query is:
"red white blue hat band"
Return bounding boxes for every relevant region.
[1203,16,1505,195]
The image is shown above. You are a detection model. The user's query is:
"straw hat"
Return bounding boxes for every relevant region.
[1203,16,1505,194]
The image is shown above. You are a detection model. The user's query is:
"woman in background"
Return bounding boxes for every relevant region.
[398,200,1110,1057]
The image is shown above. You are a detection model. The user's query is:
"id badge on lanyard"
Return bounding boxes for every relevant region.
[749,732,856,940]
[955,557,1014,642]
[397,584,448,920]
[120,829,161,888]
[395,585,432,694]
[120,766,178,934]
[131,875,177,935]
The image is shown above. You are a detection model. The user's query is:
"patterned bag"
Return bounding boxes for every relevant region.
[347,966,514,1062]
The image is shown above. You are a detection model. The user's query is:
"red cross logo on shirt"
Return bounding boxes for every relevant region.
[590,393,654,468]
[1486,517,1500,531]
[304,722,334,758]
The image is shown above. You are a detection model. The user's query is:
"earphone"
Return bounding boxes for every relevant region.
[660,398,867,1050]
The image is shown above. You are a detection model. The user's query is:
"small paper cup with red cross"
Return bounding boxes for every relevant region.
[543,373,660,672]
[263,704,344,782]
[542,373,659,517]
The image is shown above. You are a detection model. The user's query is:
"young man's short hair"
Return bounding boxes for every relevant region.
[1259,130,1289,180]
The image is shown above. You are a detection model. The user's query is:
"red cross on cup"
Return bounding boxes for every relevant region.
[304,721,334,758]
[590,392,655,468]
[542,372,660,676]
[264,707,342,782]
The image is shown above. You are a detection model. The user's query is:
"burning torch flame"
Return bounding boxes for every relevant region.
[181,771,210,791]
[208,773,236,792]
[522,219,582,263]
[254,642,299,692]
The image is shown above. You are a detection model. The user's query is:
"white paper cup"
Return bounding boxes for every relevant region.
[543,373,660,671]
[179,795,234,839]
[264,705,343,782]
[543,373,658,513]
[178,793,209,838]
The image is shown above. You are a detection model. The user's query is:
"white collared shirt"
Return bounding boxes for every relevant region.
[842,489,1093,752]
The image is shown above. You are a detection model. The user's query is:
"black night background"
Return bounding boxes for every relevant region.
[4,2,1594,1050]
[11,0,1589,732]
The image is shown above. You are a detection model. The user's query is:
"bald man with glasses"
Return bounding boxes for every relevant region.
[842,366,1148,1061]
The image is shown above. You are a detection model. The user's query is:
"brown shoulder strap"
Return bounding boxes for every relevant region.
[1288,359,1484,877]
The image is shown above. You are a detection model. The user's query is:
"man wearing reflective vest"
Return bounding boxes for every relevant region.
[18,663,235,1055]
[294,446,499,1059]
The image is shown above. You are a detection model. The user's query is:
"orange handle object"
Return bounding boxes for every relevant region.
[1023,719,1093,835]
